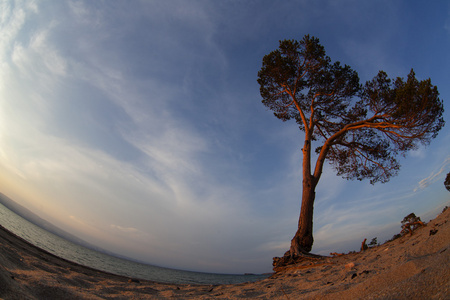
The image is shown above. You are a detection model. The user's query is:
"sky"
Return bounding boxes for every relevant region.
[0,0,449,274]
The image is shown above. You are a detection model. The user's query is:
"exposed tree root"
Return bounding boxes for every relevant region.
[272,250,327,271]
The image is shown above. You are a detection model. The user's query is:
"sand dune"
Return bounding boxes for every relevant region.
[1,207,449,299]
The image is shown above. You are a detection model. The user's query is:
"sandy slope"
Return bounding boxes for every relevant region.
[0,207,449,299]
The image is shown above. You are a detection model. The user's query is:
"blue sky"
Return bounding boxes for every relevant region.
[0,0,449,274]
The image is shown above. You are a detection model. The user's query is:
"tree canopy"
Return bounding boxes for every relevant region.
[258,35,445,185]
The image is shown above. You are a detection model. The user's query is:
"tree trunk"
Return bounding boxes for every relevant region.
[288,136,318,256]
[272,138,319,269]
[290,174,316,255]
[272,132,327,269]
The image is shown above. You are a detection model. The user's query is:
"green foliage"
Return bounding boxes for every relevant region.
[445,172,450,192]
[257,34,445,185]
[390,234,402,242]
[400,212,423,235]
[258,35,360,134]
[385,212,425,242]
[401,212,421,225]
[368,237,378,247]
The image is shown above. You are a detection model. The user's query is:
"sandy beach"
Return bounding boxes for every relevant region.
[0,208,449,299]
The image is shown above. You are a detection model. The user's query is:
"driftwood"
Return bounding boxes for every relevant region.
[360,238,368,252]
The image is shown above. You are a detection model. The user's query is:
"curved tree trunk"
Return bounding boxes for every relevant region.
[290,178,316,255]
[273,126,327,269]
[273,138,320,269]
[289,137,318,256]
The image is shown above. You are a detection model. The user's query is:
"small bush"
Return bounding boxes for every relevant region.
[400,213,425,236]
[393,233,401,240]
[385,233,402,243]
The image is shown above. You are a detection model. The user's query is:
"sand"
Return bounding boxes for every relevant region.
[0,208,449,299]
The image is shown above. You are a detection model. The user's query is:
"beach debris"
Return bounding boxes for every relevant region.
[330,252,344,257]
[128,278,140,283]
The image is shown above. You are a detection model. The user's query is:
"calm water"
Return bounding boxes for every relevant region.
[0,203,268,284]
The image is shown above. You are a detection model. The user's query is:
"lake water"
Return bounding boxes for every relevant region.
[0,203,268,285]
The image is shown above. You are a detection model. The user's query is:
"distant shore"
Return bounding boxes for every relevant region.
[1,208,449,299]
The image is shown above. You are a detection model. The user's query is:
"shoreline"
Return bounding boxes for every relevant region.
[1,208,449,299]
[0,222,268,285]
[0,223,133,280]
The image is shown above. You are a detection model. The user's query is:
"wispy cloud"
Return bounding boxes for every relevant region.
[0,0,38,59]
[414,157,450,192]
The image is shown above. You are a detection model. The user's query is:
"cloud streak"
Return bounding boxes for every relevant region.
[414,157,450,192]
